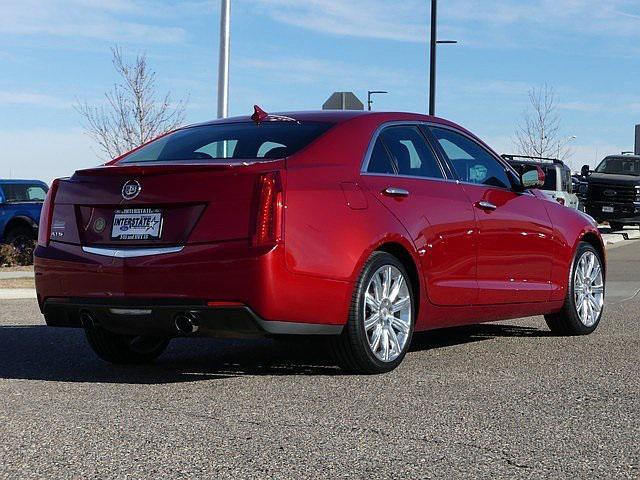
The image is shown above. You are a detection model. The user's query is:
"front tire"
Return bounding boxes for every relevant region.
[545,242,604,335]
[85,326,169,364]
[330,252,415,374]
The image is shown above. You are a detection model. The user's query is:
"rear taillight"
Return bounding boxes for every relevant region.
[253,172,283,247]
[38,179,60,247]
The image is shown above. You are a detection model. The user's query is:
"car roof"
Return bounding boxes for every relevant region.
[186,110,459,128]
[0,179,48,185]
[603,154,640,160]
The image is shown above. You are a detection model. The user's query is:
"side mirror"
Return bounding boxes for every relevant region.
[581,164,590,177]
[521,166,545,189]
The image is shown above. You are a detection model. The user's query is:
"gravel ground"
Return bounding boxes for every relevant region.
[0,244,638,479]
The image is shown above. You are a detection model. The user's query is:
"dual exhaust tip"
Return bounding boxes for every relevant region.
[80,310,200,335]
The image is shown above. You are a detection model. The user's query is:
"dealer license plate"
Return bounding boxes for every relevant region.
[111,208,163,240]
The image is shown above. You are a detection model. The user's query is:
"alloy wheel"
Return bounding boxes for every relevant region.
[363,265,412,362]
[573,250,604,327]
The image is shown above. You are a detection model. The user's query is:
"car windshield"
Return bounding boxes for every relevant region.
[118,121,334,164]
[595,157,640,175]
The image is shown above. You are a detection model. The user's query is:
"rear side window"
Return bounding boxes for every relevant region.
[0,184,47,202]
[542,167,557,191]
[119,122,334,164]
[562,168,572,193]
[367,138,395,174]
[430,127,510,189]
[365,125,444,179]
[380,126,444,179]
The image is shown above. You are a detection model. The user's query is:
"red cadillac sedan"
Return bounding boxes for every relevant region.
[35,109,605,374]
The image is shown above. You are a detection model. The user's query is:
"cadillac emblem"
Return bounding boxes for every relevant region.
[122,180,141,200]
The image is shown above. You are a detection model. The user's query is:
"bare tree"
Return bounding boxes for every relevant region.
[514,84,572,161]
[76,47,188,160]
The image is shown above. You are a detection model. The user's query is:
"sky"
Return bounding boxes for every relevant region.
[1,0,640,182]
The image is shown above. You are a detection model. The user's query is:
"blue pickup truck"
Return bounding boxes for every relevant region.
[0,180,49,247]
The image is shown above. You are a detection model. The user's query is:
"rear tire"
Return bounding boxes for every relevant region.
[329,252,415,374]
[545,242,604,335]
[609,221,624,232]
[84,326,169,364]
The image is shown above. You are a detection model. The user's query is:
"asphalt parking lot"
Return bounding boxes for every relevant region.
[0,243,638,479]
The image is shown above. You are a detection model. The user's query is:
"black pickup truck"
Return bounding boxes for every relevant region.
[582,154,640,231]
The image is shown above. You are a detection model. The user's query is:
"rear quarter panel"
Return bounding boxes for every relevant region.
[283,114,434,328]
[283,115,416,280]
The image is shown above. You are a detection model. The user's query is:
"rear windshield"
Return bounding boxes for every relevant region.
[118,121,334,164]
[595,157,640,176]
[0,183,48,203]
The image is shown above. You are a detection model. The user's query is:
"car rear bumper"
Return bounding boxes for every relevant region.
[34,240,352,331]
[42,298,343,338]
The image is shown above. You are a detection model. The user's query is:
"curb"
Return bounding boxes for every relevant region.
[0,272,35,280]
[0,289,36,300]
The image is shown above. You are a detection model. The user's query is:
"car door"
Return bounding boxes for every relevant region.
[360,124,478,306]
[429,126,554,304]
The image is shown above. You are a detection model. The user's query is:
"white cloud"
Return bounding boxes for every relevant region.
[237,56,412,90]
[0,0,187,44]
[0,128,98,183]
[249,0,640,50]
[0,91,70,109]
[251,0,427,42]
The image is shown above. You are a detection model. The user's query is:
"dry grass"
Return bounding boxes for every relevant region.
[0,241,36,267]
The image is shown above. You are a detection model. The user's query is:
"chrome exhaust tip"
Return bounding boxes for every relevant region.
[174,312,199,335]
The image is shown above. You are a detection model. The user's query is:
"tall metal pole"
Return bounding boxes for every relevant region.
[429,0,437,116]
[217,0,230,119]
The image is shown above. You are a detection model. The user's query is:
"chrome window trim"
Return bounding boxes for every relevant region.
[426,124,523,193]
[360,121,449,180]
[360,121,534,196]
[82,246,184,258]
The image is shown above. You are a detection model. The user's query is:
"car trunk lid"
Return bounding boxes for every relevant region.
[51,161,285,247]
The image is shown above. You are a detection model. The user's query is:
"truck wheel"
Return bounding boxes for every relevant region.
[329,252,415,374]
[609,222,624,232]
[84,324,169,364]
[545,242,604,335]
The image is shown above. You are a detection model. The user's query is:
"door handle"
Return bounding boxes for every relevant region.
[475,201,497,211]
[383,187,410,197]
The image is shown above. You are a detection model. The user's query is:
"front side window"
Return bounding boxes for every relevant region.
[119,122,333,164]
[430,127,511,189]
[365,125,444,179]
[0,184,48,202]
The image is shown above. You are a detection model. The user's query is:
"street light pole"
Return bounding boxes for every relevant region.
[367,90,389,111]
[429,0,457,116]
[429,0,437,116]
[217,0,231,119]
